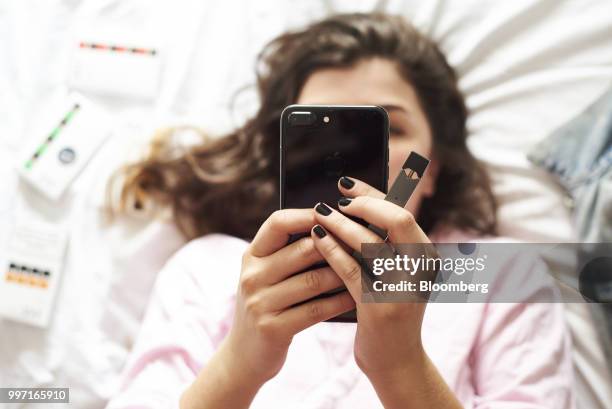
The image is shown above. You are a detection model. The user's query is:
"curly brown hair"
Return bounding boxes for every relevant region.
[107,12,497,241]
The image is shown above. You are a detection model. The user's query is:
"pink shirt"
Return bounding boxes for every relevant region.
[105,232,576,409]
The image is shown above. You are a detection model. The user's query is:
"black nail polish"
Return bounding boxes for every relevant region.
[338,197,352,207]
[339,176,355,189]
[313,224,327,238]
[315,202,332,216]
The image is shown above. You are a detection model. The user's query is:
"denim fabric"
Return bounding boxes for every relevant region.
[529,87,612,243]
[529,86,612,374]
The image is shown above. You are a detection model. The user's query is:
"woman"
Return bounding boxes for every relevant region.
[106,13,574,409]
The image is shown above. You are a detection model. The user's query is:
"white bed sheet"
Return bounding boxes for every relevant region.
[0,0,611,407]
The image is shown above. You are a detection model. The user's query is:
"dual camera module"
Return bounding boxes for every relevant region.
[288,111,330,126]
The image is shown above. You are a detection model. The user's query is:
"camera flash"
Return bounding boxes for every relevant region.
[323,116,330,123]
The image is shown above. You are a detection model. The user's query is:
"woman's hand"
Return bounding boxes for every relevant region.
[182,208,356,409]
[310,177,463,409]
[225,208,356,384]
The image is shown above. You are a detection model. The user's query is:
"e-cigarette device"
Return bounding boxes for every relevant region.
[367,151,430,239]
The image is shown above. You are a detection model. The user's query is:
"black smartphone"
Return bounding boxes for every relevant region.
[280,104,389,322]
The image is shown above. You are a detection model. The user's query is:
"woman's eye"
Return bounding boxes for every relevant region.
[390,127,405,136]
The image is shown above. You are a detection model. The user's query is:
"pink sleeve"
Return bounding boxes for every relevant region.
[105,236,242,409]
[471,255,576,408]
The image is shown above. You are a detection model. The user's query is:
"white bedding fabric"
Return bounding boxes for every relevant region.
[0,0,611,408]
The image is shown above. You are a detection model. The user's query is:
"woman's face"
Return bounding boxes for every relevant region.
[296,58,439,217]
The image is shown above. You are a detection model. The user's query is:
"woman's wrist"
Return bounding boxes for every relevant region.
[180,339,265,409]
[365,346,463,409]
[364,341,427,391]
[212,337,270,396]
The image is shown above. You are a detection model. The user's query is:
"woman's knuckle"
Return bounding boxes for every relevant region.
[304,270,322,292]
[255,317,277,338]
[325,239,340,255]
[245,294,265,315]
[269,210,288,229]
[240,271,260,294]
[307,302,323,320]
[296,237,315,258]
[344,263,362,282]
[395,210,416,230]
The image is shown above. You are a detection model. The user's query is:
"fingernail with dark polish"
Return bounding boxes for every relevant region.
[338,197,352,207]
[313,224,327,238]
[315,202,332,216]
[339,176,355,189]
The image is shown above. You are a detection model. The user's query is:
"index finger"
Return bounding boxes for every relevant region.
[338,196,430,244]
[338,176,385,199]
[249,209,316,257]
